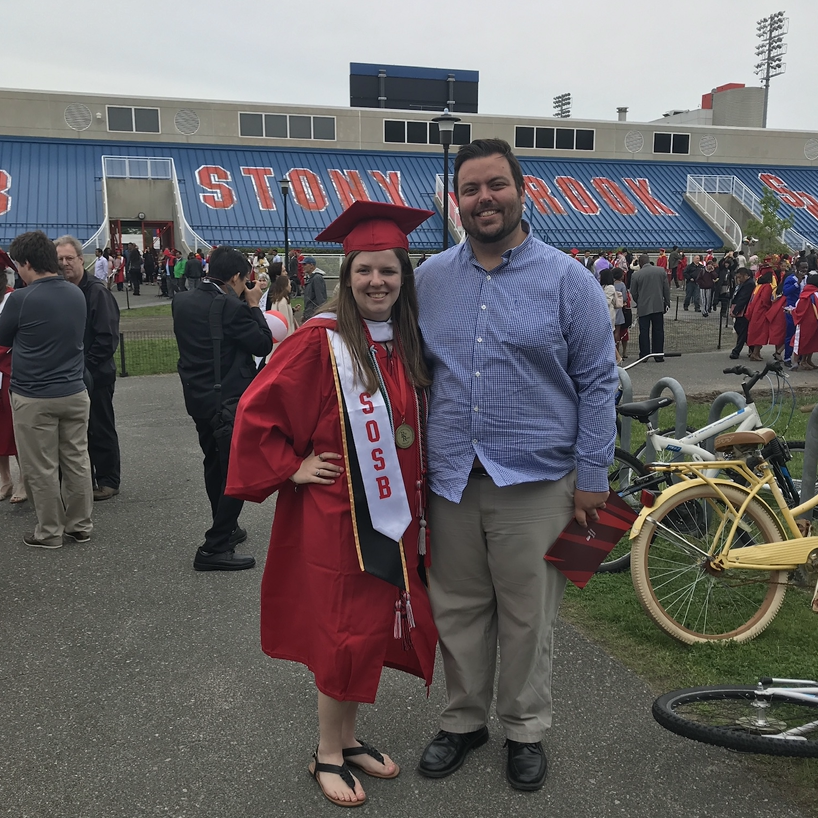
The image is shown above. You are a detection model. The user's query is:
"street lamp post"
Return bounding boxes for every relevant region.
[432,108,461,251]
[279,176,290,268]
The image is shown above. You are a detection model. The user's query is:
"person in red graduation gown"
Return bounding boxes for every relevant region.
[226,201,437,808]
[792,272,818,370]
[746,266,786,361]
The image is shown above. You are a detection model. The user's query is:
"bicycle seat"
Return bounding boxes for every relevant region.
[617,396,675,423]
[714,428,776,452]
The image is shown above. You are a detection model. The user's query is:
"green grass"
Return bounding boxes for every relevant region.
[117,337,178,377]
[120,304,172,319]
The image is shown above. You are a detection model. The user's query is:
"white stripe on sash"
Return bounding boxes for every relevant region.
[327,329,411,542]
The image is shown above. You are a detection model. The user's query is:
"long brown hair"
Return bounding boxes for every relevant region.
[269,273,291,304]
[0,269,8,304]
[322,248,430,395]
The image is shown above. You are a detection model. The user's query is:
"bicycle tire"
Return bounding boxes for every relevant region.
[653,685,818,758]
[596,448,649,574]
[631,483,788,643]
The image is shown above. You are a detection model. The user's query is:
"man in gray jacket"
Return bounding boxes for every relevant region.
[629,254,670,362]
[302,256,327,320]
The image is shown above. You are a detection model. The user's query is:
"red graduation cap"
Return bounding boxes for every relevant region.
[0,249,17,272]
[315,201,434,255]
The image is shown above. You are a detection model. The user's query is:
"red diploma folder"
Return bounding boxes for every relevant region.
[544,492,638,588]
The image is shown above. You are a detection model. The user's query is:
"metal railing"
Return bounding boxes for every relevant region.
[169,161,212,254]
[687,175,813,252]
[434,175,466,244]
[685,177,742,250]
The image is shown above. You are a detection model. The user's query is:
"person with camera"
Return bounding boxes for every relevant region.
[172,246,273,571]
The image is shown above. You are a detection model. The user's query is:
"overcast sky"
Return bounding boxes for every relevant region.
[4,0,817,132]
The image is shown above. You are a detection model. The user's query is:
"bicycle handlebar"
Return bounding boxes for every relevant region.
[721,361,784,403]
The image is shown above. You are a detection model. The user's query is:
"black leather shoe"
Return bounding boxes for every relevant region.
[193,548,255,572]
[505,739,547,791]
[229,527,248,546]
[418,727,488,778]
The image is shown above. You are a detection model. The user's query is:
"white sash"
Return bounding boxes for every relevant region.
[327,328,411,543]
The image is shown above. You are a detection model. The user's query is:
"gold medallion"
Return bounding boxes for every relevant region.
[395,423,415,449]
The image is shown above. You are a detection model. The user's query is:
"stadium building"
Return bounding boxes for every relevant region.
[1,84,817,256]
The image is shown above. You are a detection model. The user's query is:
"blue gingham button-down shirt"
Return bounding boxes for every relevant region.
[416,226,618,504]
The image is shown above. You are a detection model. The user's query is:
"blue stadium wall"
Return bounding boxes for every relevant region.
[1,136,818,250]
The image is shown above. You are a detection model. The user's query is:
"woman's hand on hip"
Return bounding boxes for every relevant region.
[290,450,344,485]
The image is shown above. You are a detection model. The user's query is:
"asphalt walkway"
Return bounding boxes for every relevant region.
[0,373,812,818]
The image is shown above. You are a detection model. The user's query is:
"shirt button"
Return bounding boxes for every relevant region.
[473,406,479,412]
[474,371,480,377]
[472,439,478,445]
[481,304,487,310]
[477,337,483,343]
[486,275,491,280]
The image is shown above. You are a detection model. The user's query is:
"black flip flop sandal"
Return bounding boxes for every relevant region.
[342,739,400,779]
[308,750,366,807]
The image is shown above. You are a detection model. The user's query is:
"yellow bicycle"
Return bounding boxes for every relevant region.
[629,427,818,644]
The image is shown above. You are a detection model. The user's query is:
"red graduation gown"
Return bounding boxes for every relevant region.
[793,285,818,356]
[225,318,437,703]
[746,283,786,346]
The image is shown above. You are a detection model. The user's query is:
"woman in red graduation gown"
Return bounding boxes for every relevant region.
[746,267,785,361]
[792,272,818,369]
[226,202,437,808]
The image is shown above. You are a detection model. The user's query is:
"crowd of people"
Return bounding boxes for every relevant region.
[573,244,818,366]
[2,137,818,809]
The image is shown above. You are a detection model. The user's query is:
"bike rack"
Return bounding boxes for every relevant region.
[617,366,634,453]
[799,405,818,513]
[703,392,746,454]
[645,378,688,462]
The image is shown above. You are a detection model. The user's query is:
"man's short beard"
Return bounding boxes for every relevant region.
[468,220,520,244]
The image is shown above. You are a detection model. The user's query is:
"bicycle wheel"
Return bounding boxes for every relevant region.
[653,685,818,757]
[596,448,649,574]
[631,483,788,643]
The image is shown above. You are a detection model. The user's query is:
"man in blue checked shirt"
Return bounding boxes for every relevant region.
[415,139,618,792]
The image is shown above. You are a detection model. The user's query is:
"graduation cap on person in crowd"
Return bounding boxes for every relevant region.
[315,200,434,255]
[0,249,17,272]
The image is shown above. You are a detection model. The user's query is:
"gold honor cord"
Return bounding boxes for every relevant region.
[327,336,365,573]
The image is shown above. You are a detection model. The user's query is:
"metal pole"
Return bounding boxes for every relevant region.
[717,309,723,349]
[119,331,128,378]
[762,29,772,129]
[442,142,450,251]
[283,192,289,267]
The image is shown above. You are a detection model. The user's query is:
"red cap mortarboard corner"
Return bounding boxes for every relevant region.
[315,201,434,255]
[0,249,17,272]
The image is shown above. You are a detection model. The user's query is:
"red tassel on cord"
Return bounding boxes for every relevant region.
[404,593,416,630]
[394,599,402,640]
[417,518,427,556]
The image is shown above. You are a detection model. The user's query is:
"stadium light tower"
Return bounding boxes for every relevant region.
[553,93,572,119]
[755,11,788,128]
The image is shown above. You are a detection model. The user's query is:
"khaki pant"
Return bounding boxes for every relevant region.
[11,391,93,545]
[428,472,574,743]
